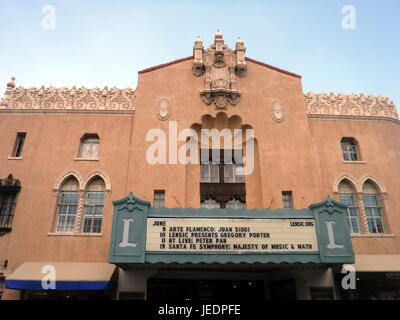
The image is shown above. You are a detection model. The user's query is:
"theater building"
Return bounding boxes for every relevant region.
[0,32,399,300]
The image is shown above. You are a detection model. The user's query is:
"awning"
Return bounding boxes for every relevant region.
[343,255,400,272]
[6,262,116,290]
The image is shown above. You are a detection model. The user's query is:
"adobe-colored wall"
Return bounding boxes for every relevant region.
[308,117,400,254]
[128,59,321,210]
[0,113,134,274]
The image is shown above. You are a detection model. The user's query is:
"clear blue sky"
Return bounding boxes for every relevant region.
[0,0,399,107]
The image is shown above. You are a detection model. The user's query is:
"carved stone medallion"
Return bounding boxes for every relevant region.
[271,99,285,122]
[156,97,172,121]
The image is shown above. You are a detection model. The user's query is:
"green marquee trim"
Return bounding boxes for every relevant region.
[109,193,355,265]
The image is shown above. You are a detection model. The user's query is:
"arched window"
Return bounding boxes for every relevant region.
[363,180,385,233]
[341,138,360,161]
[201,197,221,209]
[55,177,79,232]
[338,180,361,234]
[78,134,100,159]
[226,198,246,209]
[82,177,105,233]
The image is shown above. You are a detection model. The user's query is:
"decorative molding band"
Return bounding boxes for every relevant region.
[305,92,398,121]
[307,114,400,125]
[0,85,136,112]
[0,109,134,115]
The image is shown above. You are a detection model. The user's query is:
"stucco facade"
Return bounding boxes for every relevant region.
[0,32,399,300]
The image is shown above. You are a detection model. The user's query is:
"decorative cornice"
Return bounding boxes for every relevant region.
[0,174,21,189]
[305,92,398,120]
[0,83,136,111]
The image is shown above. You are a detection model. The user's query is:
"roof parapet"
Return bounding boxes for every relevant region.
[0,83,136,111]
[305,92,398,120]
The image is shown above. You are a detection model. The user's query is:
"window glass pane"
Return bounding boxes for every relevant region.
[348,208,358,217]
[57,216,66,232]
[66,215,75,230]
[341,140,358,161]
[91,142,99,158]
[59,205,68,215]
[339,193,361,233]
[84,206,94,216]
[92,218,102,233]
[94,206,103,215]
[224,164,234,183]
[373,207,382,217]
[56,190,79,232]
[81,142,92,158]
[13,133,26,157]
[367,218,375,233]
[368,207,376,217]
[282,192,293,209]
[363,195,378,207]
[200,164,209,182]
[210,165,219,183]
[376,219,384,233]
[83,219,92,233]
[154,191,165,208]
[234,165,245,183]
[339,194,354,206]
[61,192,78,204]
[68,205,77,215]
[350,219,360,234]
[82,190,104,233]
[86,192,104,205]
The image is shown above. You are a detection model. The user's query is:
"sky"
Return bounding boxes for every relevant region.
[0,0,399,107]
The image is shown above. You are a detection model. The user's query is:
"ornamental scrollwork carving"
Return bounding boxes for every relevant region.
[305,92,398,120]
[193,32,247,110]
[0,78,136,111]
[0,174,20,188]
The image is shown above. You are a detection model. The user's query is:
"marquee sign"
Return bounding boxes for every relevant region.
[146,218,318,253]
[109,194,354,265]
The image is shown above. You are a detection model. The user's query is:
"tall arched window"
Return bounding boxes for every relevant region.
[338,180,361,234]
[363,180,385,234]
[82,177,105,233]
[55,177,79,232]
